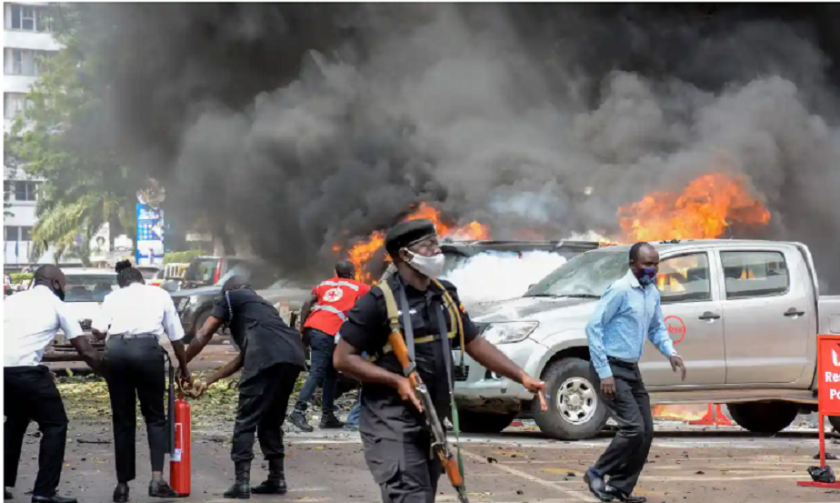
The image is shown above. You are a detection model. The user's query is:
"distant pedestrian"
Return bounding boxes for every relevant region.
[91,260,191,502]
[4,265,104,503]
[289,261,370,432]
[584,242,687,503]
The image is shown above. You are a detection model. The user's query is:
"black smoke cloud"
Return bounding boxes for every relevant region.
[85,4,840,288]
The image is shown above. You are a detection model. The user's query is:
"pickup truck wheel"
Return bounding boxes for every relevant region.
[457,410,517,434]
[727,402,799,434]
[828,415,840,432]
[532,358,608,440]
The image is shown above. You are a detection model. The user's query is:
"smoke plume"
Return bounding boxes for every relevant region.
[81,4,840,288]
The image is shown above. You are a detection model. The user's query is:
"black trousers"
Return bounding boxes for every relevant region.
[590,360,654,495]
[231,363,301,464]
[105,337,168,483]
[362,433,442,503]
[4,366,69,497]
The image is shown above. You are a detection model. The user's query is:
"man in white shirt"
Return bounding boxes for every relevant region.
[91,261,189,502]
[4,265,104,503]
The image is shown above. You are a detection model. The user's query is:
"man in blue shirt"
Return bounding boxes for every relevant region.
[584,242,686,503]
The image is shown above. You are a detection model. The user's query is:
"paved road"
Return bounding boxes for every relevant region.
[7,421,840,503]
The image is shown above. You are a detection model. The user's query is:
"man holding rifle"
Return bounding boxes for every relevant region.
[334,219,546,503]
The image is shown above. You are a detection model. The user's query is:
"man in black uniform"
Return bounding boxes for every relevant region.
[334,219,546,503]
[186,276,306,499]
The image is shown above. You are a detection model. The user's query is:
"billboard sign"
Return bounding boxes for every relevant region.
[136,203,164,266]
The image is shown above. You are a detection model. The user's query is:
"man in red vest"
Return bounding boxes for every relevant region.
[289,261,370,432]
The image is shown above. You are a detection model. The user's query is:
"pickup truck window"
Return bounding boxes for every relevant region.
[526,249,628,298]
[656,253,711,304]
[721,251,790,300]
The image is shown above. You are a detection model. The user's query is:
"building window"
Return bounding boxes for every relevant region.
[5,226,20,242]
[9,4,49,32]
[4,93,28,119]
[20,226,32,241]
[14,181,38,202]
[4,49,47,76]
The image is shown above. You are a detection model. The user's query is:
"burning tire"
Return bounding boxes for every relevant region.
[727,402,799,434]
[532,358,608,440]
[457,410,516,434]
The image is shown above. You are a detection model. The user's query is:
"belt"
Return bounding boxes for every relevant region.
[607,356,638,369]
[111,333,158,340]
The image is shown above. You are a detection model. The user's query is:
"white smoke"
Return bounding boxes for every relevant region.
[441,250,567,305]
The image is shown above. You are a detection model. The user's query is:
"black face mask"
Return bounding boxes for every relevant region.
[55,285,66,301]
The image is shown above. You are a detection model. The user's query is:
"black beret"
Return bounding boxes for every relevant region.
[385,219,437,257]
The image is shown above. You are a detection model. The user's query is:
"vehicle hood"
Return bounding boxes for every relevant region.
[169,285,221,299]
[63,302,103,322]
[257,287,312,308]
[470,296,599,341]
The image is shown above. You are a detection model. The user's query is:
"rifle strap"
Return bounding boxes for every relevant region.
[377,280,416,377]
[431,279,466,371]
[434,299,466,481]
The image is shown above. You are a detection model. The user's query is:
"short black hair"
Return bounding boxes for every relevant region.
[629,242,654,262]
[115,260,144,287]
[335,260,355,279]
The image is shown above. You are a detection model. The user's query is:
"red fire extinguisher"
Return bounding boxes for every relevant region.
[166,356,191,497]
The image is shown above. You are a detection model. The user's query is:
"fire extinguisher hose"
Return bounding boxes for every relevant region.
[163,350,175,456]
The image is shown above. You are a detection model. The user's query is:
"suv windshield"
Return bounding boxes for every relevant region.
[64,274,119,303]
[216,262,279,290]
[526,249,628,298]
[184,258,219,283]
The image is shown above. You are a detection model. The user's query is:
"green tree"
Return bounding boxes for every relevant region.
[6,4,140,264]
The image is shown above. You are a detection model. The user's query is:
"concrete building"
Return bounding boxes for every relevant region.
[4,2,61,268]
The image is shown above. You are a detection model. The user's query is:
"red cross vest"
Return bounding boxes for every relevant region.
[304,277,370,336]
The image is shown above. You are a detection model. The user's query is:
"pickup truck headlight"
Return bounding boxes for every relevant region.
[481,321,539,345]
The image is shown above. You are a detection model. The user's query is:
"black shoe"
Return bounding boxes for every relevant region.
[288,410,313,433]
[113,483,129,503]
[319,413,345,429]
[251,458,287,495]
[584,468,613,502]
[605,486,646,503]
[31,495,78,503]
[148,480,178,498]
[5,489,12,501]
[223,461,251,499]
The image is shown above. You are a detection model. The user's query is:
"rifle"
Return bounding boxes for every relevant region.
[388,331,469,503]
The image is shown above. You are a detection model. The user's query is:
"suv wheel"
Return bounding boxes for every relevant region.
[532,357,608,440]
[457,410,517,434]
[727,402,799,434]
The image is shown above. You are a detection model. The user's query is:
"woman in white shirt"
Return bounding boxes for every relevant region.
[91,261,191,503]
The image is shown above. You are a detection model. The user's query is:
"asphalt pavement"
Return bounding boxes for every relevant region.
[7,419,840,503]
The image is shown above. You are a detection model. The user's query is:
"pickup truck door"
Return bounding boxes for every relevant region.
[719,247,815,384]
[640,251,726,387]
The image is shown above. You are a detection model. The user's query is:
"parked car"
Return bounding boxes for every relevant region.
[453,239,840,438]
[179,256,263,290]
[170,259,285,340]
[44,268,118,361]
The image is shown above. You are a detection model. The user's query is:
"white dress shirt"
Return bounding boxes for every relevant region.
[4,285,84,367]
[91,283,185,343]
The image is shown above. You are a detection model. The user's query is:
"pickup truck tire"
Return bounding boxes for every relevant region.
[457,410,517,434]
[532,358,608,440]
[727,402,799,434]
[829,415,840,432]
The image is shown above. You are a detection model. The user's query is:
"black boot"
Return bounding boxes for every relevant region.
[288,409,313,433]
[251,458,287,495]
[223,461,251,499]
[319,412,345,429]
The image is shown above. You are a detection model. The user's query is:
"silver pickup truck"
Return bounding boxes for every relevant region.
[454,239,840,439]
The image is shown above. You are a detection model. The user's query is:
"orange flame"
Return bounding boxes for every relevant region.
[651,404,708,422]
[617,172,771,242]
[335,203,490,284]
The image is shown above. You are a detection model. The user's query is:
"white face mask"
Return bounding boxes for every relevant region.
[404,250,446,279]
